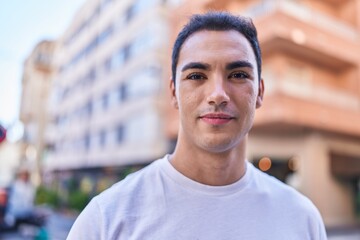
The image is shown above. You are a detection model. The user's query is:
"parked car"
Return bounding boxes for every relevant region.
[0,187,9,230]
[0,186,48,237]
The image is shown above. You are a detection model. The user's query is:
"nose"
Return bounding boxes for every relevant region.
[206,77,230,106]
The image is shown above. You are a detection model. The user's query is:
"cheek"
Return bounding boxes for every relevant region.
[243,85,258,103]
[233,86,258,110]
[178,87,202,110]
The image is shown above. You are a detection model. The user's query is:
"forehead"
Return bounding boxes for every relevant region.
[178,30,256,67]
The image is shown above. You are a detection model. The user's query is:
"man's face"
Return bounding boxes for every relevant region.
[171,30,264,153]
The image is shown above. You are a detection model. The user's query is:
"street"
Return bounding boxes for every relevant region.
[328,227,360,240]
[0,209,77,240]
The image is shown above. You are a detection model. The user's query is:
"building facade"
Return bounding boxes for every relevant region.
[45,0,181,193]
[19,40,56,185]
[167,0,360,228]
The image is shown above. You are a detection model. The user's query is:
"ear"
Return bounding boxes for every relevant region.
[170,78,179,109]
[256,78,264,109]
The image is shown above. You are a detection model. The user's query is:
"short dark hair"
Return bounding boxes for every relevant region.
[171,12,262,83]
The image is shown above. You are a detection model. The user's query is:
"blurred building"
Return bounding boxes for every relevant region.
[19,40,56,185]
[45,0,181,191]
[168,0,360,228]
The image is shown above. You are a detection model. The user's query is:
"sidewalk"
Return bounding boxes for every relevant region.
[327,226,360,240]
[46,209,78,240]
[0,209,78,240]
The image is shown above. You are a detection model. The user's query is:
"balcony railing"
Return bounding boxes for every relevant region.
[264,70,360,111]
[243,0,359,41]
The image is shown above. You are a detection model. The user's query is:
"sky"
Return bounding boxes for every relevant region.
[0,0,87,140]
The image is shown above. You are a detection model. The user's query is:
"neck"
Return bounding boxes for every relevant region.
[170,134,247,186]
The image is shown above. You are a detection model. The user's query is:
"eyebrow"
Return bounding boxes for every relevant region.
[181,62,211,72]
[181,61,254,72]
[226,61,254,71]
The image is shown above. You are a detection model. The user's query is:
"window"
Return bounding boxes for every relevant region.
[104,46,129,73]
[108,88,119,107]
[85,68,97,84]
[126,66,161,99]
[102,93,108,110]
[104,57,112,72]
[117,125,124,143]
[93,97,103,113]
[85,101,92,116]
[115,14,127,32]
[125,111,159,142]
[123,45,131,62]
[65,20,88,46]
[36,53,50,65]
[76,138,85,151]
[112,48,126,70]
[129,21,166,58]
[130,34,155,57]
[125,5,134,23]
[62,87,70,100]
[91,134,100,149]
[118,84,127,102]
[84,38,98,57]
[107,127,119,146]
[98,25,113,45]
[101,0,112,9]
[133,0,161,15]
[100,130,106,147]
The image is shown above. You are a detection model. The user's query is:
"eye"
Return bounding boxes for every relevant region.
[229,71,250,80]
[186,73,206,80]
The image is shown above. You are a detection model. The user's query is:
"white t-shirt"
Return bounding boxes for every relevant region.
[7,179,35,218]
[67,155,327,240]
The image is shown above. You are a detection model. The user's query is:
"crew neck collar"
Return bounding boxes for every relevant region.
[159,154,253,196]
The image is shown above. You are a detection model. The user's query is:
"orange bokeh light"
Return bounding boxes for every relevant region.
[259,157,272,171]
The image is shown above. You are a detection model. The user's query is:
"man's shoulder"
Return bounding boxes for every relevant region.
[249,163,319,212]
[93,156,167,207]
[248,164,326,238]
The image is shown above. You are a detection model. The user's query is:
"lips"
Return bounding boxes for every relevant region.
[199,113,234,125]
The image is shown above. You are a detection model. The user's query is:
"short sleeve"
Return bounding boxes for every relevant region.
[67,197,104,240]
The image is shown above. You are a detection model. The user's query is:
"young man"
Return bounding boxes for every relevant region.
[68,12,327,239]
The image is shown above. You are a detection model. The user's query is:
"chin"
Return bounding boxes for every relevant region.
[199,136,239,153]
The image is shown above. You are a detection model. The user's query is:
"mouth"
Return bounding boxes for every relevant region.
[199,113,235,125]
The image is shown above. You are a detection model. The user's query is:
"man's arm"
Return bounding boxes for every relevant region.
[67,198,104,240]
[318,219,328,240]
[311,206,327,240]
